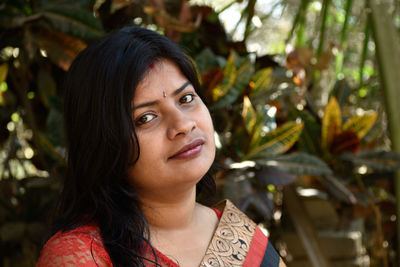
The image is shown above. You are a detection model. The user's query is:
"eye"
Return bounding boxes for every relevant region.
[179,94,196,104]
[135,113,157,126]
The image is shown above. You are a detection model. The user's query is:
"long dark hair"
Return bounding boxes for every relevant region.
[54,26,216,266]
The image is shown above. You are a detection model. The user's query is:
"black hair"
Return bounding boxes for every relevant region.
[53,26,216,266]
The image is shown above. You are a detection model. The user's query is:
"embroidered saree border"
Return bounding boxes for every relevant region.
[200,200,256,266]
[200,200,286,267]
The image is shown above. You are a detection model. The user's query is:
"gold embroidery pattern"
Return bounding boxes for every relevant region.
[200,200,256,267]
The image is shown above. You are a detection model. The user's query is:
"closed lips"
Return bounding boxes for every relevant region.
[169,139,204,159]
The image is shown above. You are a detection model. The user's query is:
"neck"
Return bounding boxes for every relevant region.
[140,186,197,231]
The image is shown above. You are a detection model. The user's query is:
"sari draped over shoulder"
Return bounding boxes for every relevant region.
[198,200,285,267]
[37,200,285,267]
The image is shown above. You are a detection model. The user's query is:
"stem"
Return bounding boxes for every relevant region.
[317,0,331,58]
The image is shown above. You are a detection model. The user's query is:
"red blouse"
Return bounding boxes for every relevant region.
[37,209,223,266]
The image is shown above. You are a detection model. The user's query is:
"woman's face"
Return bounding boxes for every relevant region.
[127,59,215,199]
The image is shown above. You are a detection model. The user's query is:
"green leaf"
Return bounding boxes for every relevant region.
[235,59,254,93]
[242,96,256,135]
[341,150,400,172]
[195,48,218,75]
[250,105,277,149]
[0,64,8,84]
[37,69,56,108]
[246,121,303,159]
[256,152,332,175]
[40,4,104,40]
[321,174,357,204]
[212,51,236,102]
[293,108,321,155]
[250,67,273,98]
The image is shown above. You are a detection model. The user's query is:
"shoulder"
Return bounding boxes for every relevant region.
[37,224,112,267]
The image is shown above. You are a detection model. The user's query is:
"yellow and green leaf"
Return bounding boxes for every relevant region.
[322,96,342,149]
[0,64,8,84]
[212,51,237,101]
[245,121,304,159]
[342,112,377,139]
[250,67,273,96]
[242,96,257,135]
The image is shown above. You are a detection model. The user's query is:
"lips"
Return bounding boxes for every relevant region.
[169,139,205,160]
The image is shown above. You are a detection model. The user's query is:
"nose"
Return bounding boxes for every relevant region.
[166,108,196,140]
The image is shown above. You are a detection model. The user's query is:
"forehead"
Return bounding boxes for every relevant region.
[133,60,187,100]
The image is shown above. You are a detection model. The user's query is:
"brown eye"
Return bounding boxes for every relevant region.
[180,94,195,104]
[136,113,156,126]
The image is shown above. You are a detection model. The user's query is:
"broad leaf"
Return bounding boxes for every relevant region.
[37,69,56,108]
[341,150,400,172]
[212,51,236,102]
[214,59,253,107]
[322,96,341,149]
[246,121,303,159]
[250,67,273,98]
[34,29,87,70]
[39,4,104,40]
[321,174,357,204]
[250,105,277,149]
[242,96,257,135]
[342,112,377,139]
[222,169,253,205]
[255,166,297,186]
[0,64,8,84]
[256,152,332,175]
[195,48,218,75]
[239,192,274,220]
[293,108,321,155]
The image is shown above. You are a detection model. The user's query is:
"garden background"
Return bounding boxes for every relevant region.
[1,0,400,266]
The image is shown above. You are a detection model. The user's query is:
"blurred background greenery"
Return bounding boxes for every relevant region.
[1,0,400,266]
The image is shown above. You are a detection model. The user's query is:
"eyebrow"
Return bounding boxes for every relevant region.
[133,81,191,110]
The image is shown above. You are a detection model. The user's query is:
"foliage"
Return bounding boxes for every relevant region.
[0,0,399,266]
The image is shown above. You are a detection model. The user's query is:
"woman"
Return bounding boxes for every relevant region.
[37,26,285,267]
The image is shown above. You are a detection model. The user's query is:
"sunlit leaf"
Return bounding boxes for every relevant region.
[250,106,277,149]
[256,152,333,175]
[214,59,253,108]
[0,64,8,84]
[246,121,303,159]
[322,96,341,149]
[342,112,377,139]
[242,96,256,135]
